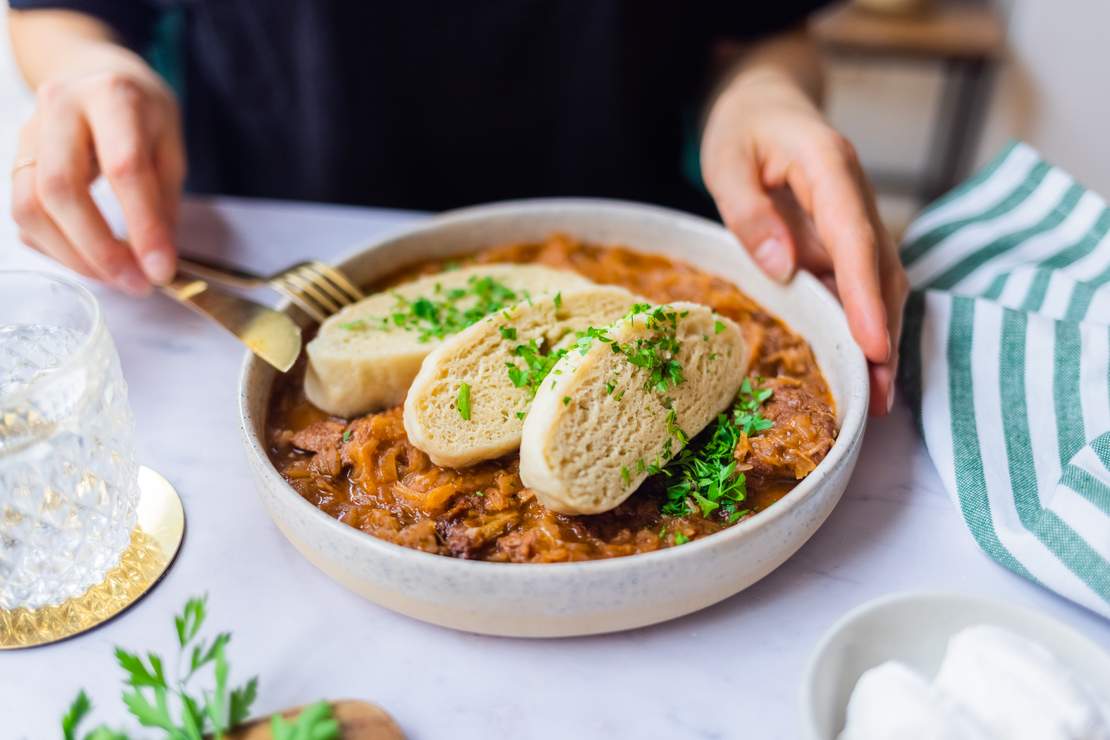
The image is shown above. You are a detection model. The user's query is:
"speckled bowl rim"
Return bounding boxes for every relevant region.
[239,198,869,576]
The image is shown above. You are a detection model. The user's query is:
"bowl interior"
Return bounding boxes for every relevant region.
[803,592,1110,740]
[240,198,869,573]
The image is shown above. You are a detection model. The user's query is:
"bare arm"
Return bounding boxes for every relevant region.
[8,8,185,293]
[700,27,908,416]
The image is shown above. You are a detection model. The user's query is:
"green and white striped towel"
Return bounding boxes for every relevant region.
[900,141,1110,619]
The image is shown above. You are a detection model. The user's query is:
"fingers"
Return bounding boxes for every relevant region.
[769,187,833,275]
[705,148,797,282]
[869,364,896,417]
[33,87,150,296]
[154,111,187,229]
[12,71,183,295]
[12,167,99,279]
[789,135,891,365]
[85,76,177,284]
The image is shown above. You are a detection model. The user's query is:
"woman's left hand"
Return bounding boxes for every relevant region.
[701,69,908,416]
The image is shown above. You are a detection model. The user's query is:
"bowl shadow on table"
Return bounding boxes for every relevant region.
[452,402,926,648]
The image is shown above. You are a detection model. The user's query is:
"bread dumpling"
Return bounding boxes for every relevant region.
[520,302,747,514]
[403,285,639,467]
[304,264,593,417]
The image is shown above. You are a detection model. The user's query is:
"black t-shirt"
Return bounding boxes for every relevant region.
[11,0,828,215]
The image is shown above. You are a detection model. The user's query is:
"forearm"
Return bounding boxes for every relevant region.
[8,8,150,88]
[709,27,825,113]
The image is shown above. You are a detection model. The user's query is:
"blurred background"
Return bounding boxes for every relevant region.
[1,0,1107,239]
[814,0,1110,233]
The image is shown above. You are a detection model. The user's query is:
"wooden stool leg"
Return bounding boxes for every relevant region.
[922,56,997,203]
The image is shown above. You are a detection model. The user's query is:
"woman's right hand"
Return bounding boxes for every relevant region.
[11,45,185,295]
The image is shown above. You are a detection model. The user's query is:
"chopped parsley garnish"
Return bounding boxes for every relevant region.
[658,379,773,520]
[734,377,774,436]
[562,396,572,406]
[553,291,563,309]
[621,466,632,486]
[713,319,726,334]
[341,429,351,444]
[673,531,690,545]
[501,304,687,412]
[506,339,569,399]
[515,411,526,420]
[342,274,519,342]
[457,383,472,420]
[610,304,685,394]
[498,325,517,340]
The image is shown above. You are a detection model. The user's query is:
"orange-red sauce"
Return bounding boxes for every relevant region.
[266,235,835,562]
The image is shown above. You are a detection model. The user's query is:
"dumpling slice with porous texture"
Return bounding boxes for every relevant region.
[305,264,593,417]
[520,302,747,515]
[403,285,640,467]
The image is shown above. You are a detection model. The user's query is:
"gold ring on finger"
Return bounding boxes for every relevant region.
[11,157,36,175]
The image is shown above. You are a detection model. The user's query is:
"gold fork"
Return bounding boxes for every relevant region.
[176,255,365,323]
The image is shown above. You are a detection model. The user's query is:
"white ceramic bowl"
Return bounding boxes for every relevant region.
[239,199,869,637]
[802,591,1110,739]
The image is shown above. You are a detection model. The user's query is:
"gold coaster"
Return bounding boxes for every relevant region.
[0,466,185,649]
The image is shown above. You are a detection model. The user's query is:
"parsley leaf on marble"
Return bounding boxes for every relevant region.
[60,595,337,740]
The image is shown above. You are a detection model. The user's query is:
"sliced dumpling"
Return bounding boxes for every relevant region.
[403,285,640,467]
[304,264,593,417]
[520,302,747,514]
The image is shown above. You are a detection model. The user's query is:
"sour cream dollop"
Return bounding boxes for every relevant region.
[838,625,1110,740]
[839,662,992,740]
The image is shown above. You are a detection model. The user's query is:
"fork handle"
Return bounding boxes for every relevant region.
[177,255,264,289]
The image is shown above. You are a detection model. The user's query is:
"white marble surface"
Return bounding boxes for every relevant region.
[1,196,1107,740]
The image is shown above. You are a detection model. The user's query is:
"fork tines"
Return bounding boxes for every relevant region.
[273,262,365,323]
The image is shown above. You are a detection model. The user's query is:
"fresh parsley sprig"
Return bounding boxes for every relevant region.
[270,701,340,740]
[61,596,338,740]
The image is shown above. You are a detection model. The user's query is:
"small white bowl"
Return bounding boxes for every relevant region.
[802,591,1110,740]
[239,198,870,637]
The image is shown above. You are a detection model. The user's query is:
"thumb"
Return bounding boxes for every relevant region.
[706,159,796,282]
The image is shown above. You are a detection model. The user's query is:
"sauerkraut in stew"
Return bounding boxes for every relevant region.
[266,235,836,562]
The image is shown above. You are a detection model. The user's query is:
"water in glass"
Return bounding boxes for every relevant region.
[0,272,138,609]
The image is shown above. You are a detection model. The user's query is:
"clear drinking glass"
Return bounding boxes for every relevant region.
[0,271,138,609]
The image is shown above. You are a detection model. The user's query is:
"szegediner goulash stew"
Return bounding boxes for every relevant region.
[267,235,837,562]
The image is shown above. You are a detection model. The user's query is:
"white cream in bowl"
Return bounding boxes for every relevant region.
[840,625,1110,740]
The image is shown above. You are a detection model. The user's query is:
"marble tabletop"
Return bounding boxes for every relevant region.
[1,196,1107,740]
